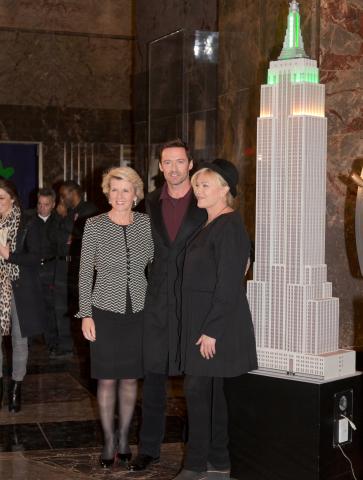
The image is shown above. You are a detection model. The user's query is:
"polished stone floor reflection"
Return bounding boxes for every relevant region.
[0,337,186,479]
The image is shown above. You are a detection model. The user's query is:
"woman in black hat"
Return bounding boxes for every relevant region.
[174,159,257,480]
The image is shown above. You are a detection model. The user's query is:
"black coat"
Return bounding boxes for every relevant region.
[181,211,258,377]
[57,200,98,257]
[143,187,207,376]
[9,214,48,337]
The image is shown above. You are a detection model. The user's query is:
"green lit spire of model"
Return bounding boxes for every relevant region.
[278,0,308,60]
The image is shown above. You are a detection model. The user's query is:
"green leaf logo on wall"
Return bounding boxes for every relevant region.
[0,160,15,179]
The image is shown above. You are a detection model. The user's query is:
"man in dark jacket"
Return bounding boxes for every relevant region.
[129,139,206,471]
[53,180,97,357]
[32,188,59,354]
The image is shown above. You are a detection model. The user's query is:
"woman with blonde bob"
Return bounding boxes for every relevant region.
[174,159,257,480]
[77,166,154,468]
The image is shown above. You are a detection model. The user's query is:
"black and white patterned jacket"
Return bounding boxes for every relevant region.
[77,212,154,317]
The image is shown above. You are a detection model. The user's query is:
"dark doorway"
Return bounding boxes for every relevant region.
[0,143,39,209]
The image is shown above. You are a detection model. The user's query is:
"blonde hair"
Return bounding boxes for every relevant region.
[191,168,235,207]
[102,166,144,204]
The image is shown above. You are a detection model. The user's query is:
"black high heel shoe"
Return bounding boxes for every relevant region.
[99,456,115,468]
[115,451,132,464]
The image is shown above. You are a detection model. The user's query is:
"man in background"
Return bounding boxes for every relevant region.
[35,188,59,355]
[53,180,97,357]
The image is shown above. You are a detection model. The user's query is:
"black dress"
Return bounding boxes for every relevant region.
[181,211,257,378]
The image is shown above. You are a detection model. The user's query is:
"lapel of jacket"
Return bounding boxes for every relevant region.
[147,188,171,247]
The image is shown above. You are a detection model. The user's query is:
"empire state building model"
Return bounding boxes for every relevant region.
[247,0,355,380]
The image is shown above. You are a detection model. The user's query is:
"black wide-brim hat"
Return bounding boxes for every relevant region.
[198,158,239,197]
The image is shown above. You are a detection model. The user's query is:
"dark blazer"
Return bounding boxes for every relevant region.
[144,186,207,376]
[181,211,258,377]
[8,214,48,337]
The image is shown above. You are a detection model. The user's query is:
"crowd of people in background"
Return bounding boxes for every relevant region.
[0,179,97,412]
[0,138,257,480]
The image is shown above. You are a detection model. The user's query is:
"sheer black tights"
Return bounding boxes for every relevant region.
[97,378,138,459]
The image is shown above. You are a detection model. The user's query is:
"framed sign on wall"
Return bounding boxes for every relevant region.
[0,142,43,209]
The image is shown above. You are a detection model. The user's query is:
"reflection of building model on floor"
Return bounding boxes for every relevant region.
[247,0,355,380]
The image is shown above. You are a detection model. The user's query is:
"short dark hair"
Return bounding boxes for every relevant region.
[0,178,20,207]
[159,138,192,163]
[38,187,56,201]
[59,180,82,196]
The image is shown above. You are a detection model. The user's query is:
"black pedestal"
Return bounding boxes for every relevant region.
[224,372,363,480]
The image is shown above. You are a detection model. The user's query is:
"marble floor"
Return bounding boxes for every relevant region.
[0,335,186,480]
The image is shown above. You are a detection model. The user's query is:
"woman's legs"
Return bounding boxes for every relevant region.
[0,333,3,408]
[97,378,138,459]
[11,296,28,381]
[183,376,229,473]
[0,297,28,381]
[97,379,117,459]
[208,377,230,470]
[0,330,3,379]
[117,378,138,453]
[184,375,213,472]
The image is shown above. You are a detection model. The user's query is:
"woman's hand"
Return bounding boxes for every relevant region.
[82,317,96,342]
[0,244,10,260]
[196,334,216,360]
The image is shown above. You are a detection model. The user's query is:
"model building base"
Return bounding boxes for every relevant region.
[256,348,356,380]
[225,371,363,480]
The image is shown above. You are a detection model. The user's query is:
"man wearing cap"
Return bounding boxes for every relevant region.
[128,139,207,472]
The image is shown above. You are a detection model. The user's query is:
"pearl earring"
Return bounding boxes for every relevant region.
[133,199,137,207]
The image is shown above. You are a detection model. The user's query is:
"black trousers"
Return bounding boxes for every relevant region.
[184,375,230,472]
[54,260,73,351]
[40,265,57,348]
[139,372,168,457]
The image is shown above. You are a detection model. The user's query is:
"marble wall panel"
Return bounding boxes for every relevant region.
[0,1,133,197]
[0,0,133,36]
[0,31,132,110]
[320,0,363,347]
[0,104,131,190]
[0,1,133,194]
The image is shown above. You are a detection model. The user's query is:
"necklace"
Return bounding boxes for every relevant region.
[205,205,230,226]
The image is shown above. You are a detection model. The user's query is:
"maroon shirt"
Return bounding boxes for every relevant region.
[160,183,193,242]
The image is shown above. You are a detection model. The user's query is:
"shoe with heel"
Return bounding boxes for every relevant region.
[99,454,116,468]
[8,380,22,413]
[116,450,132,464]
[99,436,117,468]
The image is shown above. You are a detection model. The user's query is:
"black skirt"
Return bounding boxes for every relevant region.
[90,306,144,379]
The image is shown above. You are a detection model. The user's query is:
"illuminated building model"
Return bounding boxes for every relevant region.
[247,0,355,380]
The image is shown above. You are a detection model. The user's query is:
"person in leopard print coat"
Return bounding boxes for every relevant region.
[0,178,22,413]
[0,178,47,413]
